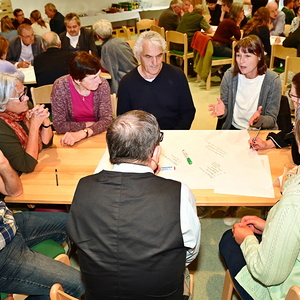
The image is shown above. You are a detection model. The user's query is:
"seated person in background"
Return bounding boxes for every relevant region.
[117,31,195,130]
[266,1,286,36]
[283,25,300,55]
[212,2,244,78]
[6,23,43,68]
[0,37,24,80]
[0,16,18,40]
[44,3,66,35]
[293,0,300,15]
[0,151,84,299]
[51,51,112,147]
[177,4,213,50]
[182,0,193,14]
[290,8,300,33]
[219,106,300,299]
[59,13,97,56]
[250,72,300,165]
[93,19,138,94]
[30,10,51,37]
[244,0,268,17]
[12,9,31,30]
[220,0,248,27]
[0,73,52,175]
[209,35,281,130]
[207,0,222,25]
[67,110,200,300]
[34,31,73,87]
[243,7,281,64]
[282,0,295,24]
[158,0,183,31]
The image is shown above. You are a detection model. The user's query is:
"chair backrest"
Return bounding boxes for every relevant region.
[122,25,132,41]
[285,286,300,300]
[269,44,297,69]
[150,24,165,39]
[110,93,117,118]
[30,84,53,106]
[50,283,78,300]
[285,24,291,37]
[166,30,188,52]
[136,19,155,35]
[282,56,300,95]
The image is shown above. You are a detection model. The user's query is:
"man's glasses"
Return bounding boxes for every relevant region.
[160,131,164,142]
[10,87,28,102]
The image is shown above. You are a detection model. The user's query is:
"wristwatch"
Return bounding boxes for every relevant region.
[83,128,89,138]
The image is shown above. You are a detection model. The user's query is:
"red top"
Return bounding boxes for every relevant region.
[213,18,241,45]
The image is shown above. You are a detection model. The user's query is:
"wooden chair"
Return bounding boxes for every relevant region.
[30,84,53,106]
[150,24,165,38]
[285,24,291,37]
[122,26,136,50]
[205,41,236,91]
[269,44,297,73]
[282,56,300,95]
[110,93,117,118]
[136,19,155,35]
[165,30,193,78]
[222,269,300,300]
[50,284,78,300]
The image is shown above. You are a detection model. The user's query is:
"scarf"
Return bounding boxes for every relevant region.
[0,110,42,152]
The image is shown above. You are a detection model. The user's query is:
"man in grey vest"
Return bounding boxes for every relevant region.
[67,110,200,300]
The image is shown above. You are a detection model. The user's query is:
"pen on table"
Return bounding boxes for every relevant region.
[55,169,59,186]
[182,150,193,165]
[161,166,176,171]
[250,124,263,149]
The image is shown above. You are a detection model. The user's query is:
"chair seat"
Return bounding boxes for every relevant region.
[31,239,65,258]
[273,66,285,73]
[212,56,231,60]
[170,49,193,56]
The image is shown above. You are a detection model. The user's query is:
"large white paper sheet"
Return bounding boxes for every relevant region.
[94,130,275,198]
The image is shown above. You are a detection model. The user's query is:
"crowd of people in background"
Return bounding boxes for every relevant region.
[0,0,300,299]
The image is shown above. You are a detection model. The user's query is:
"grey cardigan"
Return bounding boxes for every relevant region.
[219,67,282,130]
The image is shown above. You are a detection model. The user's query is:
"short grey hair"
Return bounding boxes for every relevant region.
[0,73,23,112]
[106,110,161,164]
[42,31,61,49]
[93,19,112,40]
[134,30,166,57]
[170,0,183,8]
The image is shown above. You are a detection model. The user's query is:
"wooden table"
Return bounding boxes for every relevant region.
[5,130,291,206]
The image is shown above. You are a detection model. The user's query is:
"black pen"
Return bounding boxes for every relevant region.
[250,124,263,149]
[55,169,59,186]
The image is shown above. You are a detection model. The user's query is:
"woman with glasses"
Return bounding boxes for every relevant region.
[0,73,52,175]
[51,51,112,147]
[249,72,300,165]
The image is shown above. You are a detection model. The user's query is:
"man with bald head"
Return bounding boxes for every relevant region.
[34,31,73,86]
[266,1,286,36]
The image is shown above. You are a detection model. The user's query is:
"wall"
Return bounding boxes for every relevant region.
[10,0,169,20]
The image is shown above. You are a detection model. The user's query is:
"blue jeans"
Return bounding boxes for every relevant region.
[0,211,84,300]
[213,43,232,73]
[219,230,262,300]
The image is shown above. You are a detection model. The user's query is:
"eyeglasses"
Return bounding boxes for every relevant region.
[10,87,28,102]
[160,131,164,142]
[288,89,300,101]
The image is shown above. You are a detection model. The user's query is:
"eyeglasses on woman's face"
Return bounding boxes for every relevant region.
[288,89,300,103]
[9,87,28,102]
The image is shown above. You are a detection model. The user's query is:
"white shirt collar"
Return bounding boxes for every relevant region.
[112,163,153,174]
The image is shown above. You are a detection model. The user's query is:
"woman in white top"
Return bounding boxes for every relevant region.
[209,35,282,130]
[30,10,50,37]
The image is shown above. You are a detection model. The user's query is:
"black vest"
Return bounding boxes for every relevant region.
[67,170,186,300]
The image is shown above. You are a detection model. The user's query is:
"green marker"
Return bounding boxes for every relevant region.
[182,150,192,165]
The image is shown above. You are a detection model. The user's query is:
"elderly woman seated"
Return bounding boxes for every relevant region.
[0,73,52,174]
[51,51,113,146]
